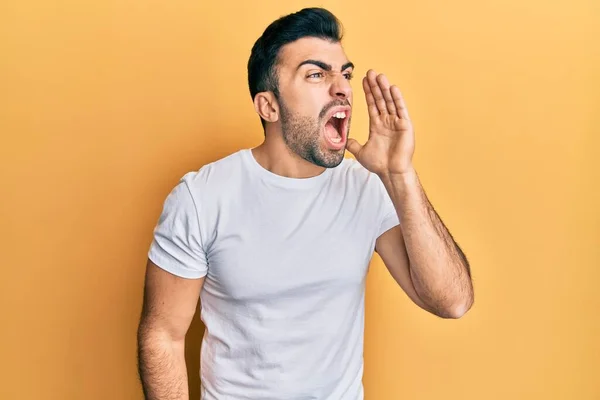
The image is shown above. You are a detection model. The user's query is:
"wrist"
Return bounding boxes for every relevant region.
[378,165,418,188]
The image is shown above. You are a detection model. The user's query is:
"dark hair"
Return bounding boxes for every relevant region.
[247,7,344,129]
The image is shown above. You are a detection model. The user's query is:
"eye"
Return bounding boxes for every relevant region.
[343,72,354,80]
[307,72,324,79]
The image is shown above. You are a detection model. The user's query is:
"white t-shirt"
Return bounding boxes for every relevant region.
[148,148,399,399]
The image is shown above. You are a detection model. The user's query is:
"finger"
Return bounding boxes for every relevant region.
[376,74,397,115]
[345,138,363,158]
[366,70,388,115]
[390,85,410,120]
[362,77,379,118]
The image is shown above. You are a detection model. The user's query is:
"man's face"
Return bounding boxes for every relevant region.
[275,37,354,168]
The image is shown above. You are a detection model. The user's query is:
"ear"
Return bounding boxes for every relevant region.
[253,92,279,123]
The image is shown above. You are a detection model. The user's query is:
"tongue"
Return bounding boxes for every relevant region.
[325,121,340,139]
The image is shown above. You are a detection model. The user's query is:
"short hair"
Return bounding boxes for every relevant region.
[247,7,344,129]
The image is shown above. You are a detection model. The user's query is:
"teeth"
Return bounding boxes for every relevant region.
[331,136,342,143]
[333,112,346,119]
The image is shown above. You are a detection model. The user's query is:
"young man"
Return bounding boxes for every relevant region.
[137,7,474,400]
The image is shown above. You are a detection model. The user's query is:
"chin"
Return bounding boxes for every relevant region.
[314,145,345,168]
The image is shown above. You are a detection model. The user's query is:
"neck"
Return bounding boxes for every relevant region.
[251,128,325,179]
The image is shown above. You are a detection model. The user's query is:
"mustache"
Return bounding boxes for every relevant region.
[319,99,351,120]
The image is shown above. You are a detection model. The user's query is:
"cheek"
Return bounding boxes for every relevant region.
[302,85,328,104]
[282,82,332,119]
[297,99,328,121]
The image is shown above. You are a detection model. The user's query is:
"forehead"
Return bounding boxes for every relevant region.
[277,37,350,70]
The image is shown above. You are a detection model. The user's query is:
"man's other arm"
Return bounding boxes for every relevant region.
[137,259,205,400]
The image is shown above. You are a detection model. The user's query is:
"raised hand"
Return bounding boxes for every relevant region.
[346,69,415,177]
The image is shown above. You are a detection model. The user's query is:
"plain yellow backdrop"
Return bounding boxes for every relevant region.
[1,0,598,399]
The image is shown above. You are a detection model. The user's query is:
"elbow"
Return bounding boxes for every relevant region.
[137,319,187,348]
[432,290,474,319]
[446,301,473,319]
[441,295,474,319]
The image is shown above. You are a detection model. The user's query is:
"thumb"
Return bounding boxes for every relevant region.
[345,138,363,158]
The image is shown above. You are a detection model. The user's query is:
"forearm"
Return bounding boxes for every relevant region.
[137,325,189,400]
[380,168,473,318]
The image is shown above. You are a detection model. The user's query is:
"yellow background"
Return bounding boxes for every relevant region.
[1,0,598,399]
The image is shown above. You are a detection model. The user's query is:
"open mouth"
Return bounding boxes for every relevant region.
[324,110,349,148]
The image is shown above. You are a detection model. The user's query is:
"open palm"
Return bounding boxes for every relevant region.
[346,69,415,176]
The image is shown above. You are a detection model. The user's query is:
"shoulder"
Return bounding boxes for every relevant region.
[331,156,383,191]
[158,150,245,217]
[331,157,393,213]
[179,149,246,196]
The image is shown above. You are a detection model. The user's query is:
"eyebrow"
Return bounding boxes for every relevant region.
[297,59,355,72]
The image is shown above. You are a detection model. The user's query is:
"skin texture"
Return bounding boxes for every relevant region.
[137,35,474,399]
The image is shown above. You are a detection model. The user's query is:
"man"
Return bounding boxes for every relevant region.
[137,7,474,400]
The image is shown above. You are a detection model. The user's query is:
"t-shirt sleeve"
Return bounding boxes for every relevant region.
[147,179,208,279]
[375,175,400,238]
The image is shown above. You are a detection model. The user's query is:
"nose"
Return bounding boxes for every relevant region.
[329,74,352,100]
